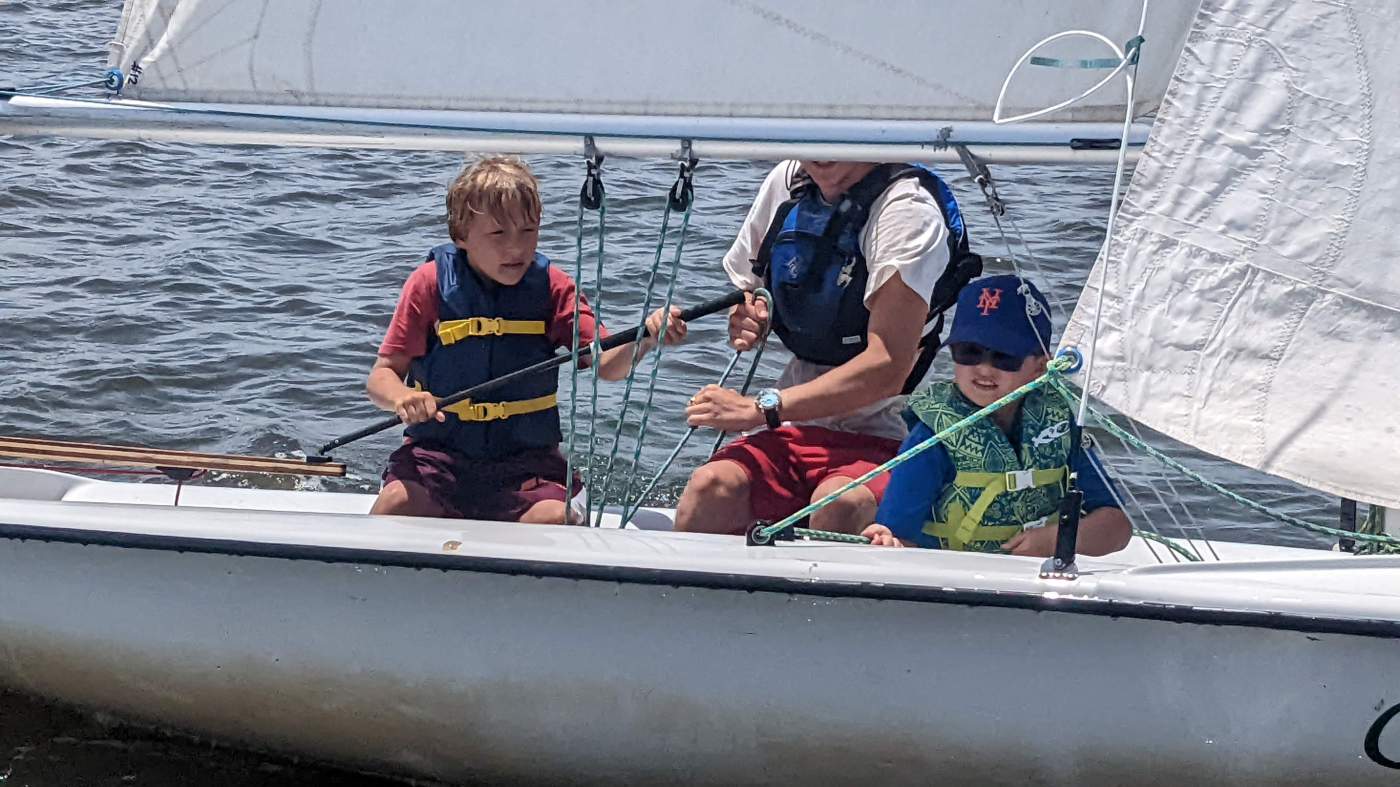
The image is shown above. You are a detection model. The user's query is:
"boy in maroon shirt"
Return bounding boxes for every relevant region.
[368,156,684,523]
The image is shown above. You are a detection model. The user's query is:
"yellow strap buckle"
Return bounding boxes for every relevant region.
[463,401,509,421]
[437,317,547,345]
[1005,470,1035,492]
[448,317,507,339]
[442,393,557,422]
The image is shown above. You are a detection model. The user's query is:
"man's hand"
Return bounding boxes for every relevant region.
[392,390,445,425]
[862,523,905,547]
[685,384,763,431]
[728,291,769,351]
[1002,524,1057,557]
[645,305,688,347]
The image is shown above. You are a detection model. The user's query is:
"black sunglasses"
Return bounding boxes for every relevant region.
[949,342,1027,373]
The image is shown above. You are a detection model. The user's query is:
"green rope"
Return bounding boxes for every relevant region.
[582,217,608,523]
[617,201,694,525]
[760,357,1074,541]
[565,186,606,523]
[1356,508,1400,555]
[1050,378,1400,549]
[590,185,688,526]
[791,528,869,544]
[709,303,772,457]
[1133,528,1202,562]
[622,293,774,524]
[621,350,742,523]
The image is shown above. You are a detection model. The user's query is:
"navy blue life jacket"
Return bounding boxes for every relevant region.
[404,244,561,458]
[752,163,983,394]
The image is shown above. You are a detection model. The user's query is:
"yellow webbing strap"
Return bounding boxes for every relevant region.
[952,467,1066,491]
[923,517,1025,550]
[442,393,557,422]
[922,467,1066,550]
[436,317,546,345]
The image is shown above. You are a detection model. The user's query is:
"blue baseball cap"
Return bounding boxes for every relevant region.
[945,274,1053,358]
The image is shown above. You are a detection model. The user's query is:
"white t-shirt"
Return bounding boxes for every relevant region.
[722,160,951,441]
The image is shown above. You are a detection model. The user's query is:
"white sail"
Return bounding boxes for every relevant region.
[1062,0,1400,508]
[0,0,1197,160]
[108,0,1191,122]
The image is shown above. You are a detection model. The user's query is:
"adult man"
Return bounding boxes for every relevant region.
[675,160,979,535]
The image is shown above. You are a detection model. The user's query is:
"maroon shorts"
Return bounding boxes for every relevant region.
[383,442,580,522]
[707,425,902,522]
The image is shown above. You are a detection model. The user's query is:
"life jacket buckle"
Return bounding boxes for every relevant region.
[466,402,509,421]
[1005,470,1035,492]
[465,317,505,337]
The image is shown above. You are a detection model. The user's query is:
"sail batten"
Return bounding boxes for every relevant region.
[1063,0,1400,509]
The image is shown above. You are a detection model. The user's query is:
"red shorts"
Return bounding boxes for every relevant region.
[383,442,580,522]
[707,425,902,522]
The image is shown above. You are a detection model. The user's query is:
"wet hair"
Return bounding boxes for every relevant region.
[446,155,542,244]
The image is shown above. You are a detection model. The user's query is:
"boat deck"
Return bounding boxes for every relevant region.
[2,466,1397,627]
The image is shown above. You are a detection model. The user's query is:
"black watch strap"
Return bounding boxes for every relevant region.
[762,403,781,429]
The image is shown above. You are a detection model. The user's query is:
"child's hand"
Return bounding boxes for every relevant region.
[862,523,904,547]
[1002,524,1057,556]
[728,291,769,350]
[646,305,688,346]
[393,390,445,425]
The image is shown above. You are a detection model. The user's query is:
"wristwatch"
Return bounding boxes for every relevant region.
[755,388,783,429]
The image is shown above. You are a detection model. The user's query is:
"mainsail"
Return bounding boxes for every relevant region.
[1062,0,1400,508]
[0,0,1200,162]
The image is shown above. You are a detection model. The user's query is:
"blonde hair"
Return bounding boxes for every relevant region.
[446,155,542,243]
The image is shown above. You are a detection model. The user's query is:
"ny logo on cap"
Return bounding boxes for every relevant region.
[977,288,1003,316]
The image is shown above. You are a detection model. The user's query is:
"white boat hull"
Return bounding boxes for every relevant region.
[2,468,1399,784]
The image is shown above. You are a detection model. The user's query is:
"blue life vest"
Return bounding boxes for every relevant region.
[752,163,982,393]
[404,244,561,458]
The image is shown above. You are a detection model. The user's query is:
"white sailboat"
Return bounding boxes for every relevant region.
[3,1,1400,784]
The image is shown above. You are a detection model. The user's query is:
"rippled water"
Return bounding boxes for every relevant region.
[0,0,1342,784]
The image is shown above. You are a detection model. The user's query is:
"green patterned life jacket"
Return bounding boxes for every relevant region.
[908,381,1074,552]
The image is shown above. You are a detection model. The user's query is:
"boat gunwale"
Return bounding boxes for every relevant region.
[3,520,1398,640]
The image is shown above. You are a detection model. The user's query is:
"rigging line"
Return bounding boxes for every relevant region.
[624,289,774,525]
[1047,378,1184,564]
[1054,380,1213,560]
[1107,431,1205,561]
[1125,417,1220,560]
[590,168,689,526]
[1134,528,1201,563]
[1002,210,1073,316]
[1075,19,1144,429]
[957,141,1057,359]
[622,352,743,525]
[13,77,109,96]
[1055,378,1400,548]
[993,0,1150,126]
[626,290,772,523]
[617,201,695,527]
[583,226,608,521]
[1086,436,1186,564]
[565,157,606,524]
[1043,377,1174,564]
[985,206,1053,360]
[708,317,772,457]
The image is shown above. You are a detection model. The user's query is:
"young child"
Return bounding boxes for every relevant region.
[861,274,1131,556]
[367,156,685,524]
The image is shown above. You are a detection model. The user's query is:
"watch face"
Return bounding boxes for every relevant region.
[756,389,781,410]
